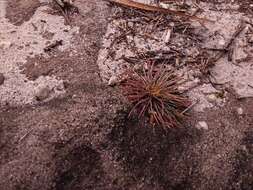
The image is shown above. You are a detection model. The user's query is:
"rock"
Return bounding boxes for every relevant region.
[237,107,243,115]
[108,76,118,86]
[35,87,51,101]
[233,47,249,64]
[218,38,226,46]
[196,121,209,130]
[206,94,217,103]
[0,40,12,49]
[232,37,249,64]
[0,73,5,85]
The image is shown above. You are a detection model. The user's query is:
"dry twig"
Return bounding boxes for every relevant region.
[52,0,78,25]
[106,0,213,24]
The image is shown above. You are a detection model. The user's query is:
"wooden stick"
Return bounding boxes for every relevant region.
[107,0,214,23]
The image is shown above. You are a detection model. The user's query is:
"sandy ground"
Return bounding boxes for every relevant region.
[0,0,252,190]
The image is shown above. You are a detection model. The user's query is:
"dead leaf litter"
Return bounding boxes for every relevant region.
[97,0,253,112]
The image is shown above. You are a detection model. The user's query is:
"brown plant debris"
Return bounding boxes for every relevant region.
[106,0,212,23]
[52,0,79,25]
[102,1,215,77]
[44,40,63,52]
[121,62,191,128]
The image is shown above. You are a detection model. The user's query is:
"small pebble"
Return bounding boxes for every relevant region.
[35,87,51,101]
[237,107,243,115]
[0,41,12,49]
[207,94,217,103]
[196,121,209,130]
[108,76,118,86]
[0,73,5,85]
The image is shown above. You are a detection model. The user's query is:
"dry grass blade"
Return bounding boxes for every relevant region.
[121,63,191,129]
[107,0,213,23]
[53,0,71,24]
[52,0,79,25]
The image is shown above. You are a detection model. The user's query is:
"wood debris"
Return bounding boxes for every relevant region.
[106,0,213,23]
[44,40,63,52]
[52,0,78,25]
[99,0,249,87]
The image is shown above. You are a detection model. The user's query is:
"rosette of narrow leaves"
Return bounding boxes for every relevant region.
[121,64,191,128]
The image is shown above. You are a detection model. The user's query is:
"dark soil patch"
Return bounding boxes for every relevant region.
[6,0,41,25]
[228,130,253,190]
[109,123,200,190]
[107,96,253,190]
[227,100,253,190]
[55,144,104,190]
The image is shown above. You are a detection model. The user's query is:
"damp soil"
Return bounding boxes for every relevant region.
[5,0,41,25]
[0,1,252,190]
